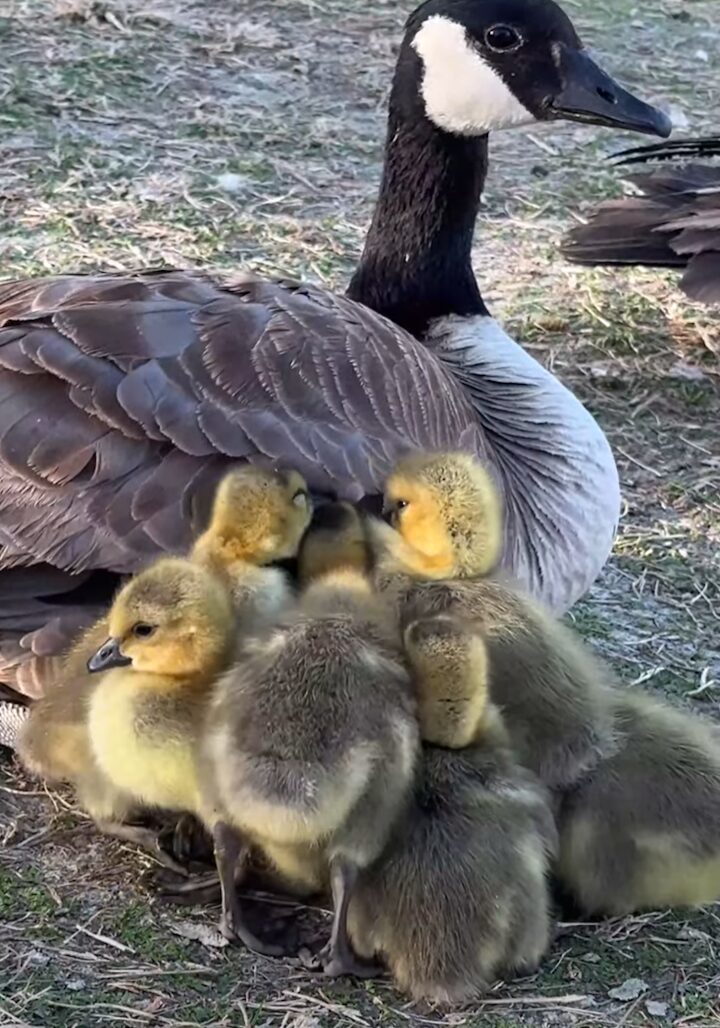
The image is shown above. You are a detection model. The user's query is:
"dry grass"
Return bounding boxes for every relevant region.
[1,0,719,1024]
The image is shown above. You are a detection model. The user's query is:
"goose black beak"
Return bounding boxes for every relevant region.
[87,638,132,673]
[549,47,672,139]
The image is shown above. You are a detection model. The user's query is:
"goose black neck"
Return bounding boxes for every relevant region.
[347,59,489,339]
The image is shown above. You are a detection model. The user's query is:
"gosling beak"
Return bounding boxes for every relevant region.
[87,638,132,673]
[549,46,672,138]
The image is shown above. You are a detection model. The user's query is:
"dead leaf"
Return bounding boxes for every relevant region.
[645,1000,670,1018]
[608,978,648,1002]
[169,919,228,949]
[216,173,246,194]
[667,362,707,382]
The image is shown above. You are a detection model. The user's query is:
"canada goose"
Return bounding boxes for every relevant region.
[557,688,720,916]
[561,135,720,304]
[0,0,672,701]
[373,451,616,794]
[203,506,418,974]
[349,613,556,1005]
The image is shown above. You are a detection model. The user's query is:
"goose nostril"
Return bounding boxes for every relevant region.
[596,86,616,105]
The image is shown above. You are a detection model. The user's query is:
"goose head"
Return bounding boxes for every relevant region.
[403,0,671,139]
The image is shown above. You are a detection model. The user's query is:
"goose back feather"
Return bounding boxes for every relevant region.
[0,270,484,575]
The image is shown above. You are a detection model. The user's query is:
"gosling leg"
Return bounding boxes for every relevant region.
[170,813,214,867]
[96,821,190,877]
[320,857,381,979]
[213,821,286,958]
[156,871,221,905]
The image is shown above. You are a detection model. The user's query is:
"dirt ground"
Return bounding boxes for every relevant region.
[1,0,719,1025]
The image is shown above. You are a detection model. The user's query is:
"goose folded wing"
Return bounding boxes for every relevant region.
[561,163,720,304]
[0,270,480,578]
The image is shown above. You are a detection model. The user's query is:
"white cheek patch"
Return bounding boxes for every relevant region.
[412,15,535,135]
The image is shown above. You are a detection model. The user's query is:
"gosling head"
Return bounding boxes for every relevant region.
[194,464,313,568]
[381,451,502,579]
[297,502,371,585]
[87,558,234,678]
[399,0,671,138]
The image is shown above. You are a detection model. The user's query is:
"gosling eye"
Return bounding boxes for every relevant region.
[391,499,409,528]
[292,488,309,508]
[484,24,523,51]
[132,622,155,639]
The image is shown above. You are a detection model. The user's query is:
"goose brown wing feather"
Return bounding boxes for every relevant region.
[0,269,479,582]
[0,564,112,698]
[561,161,720,304]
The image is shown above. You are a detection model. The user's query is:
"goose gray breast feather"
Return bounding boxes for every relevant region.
[0,269,482,575]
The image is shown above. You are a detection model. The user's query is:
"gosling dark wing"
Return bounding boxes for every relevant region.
[0,269,480,579]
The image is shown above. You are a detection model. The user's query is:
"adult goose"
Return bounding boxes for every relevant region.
[0,0,669,701]
[562,135,720,304]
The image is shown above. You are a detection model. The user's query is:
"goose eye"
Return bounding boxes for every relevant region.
[292,488,308,508]
[395,500,409,511]
[485,25,522,51]
[132,622,155,639]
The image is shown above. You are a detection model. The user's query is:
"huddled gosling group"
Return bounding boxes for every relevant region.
[16,451,720,1005]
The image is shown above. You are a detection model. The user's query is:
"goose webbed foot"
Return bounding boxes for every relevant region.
[317,941,382,979]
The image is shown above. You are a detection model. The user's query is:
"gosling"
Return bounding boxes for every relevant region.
[14,619,173,864]
[203,501,419,976]
[191,463,312,621]
[372,451,616,794]
[557,688,720,915]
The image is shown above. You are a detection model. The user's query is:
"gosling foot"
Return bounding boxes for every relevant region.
[155,870,222,905]
[97,821,190,877]
[219,907,289,958]
[300,940,381,979]
[320,944,381,980]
